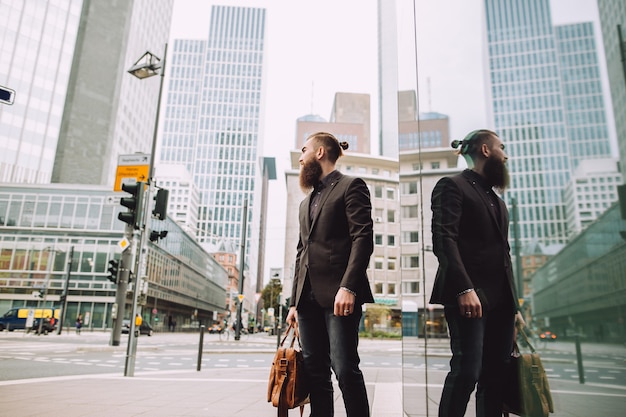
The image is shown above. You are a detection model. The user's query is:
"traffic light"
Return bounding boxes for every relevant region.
[153,188,169,220]
[149,230,168,242]
[118,181,145,229]
[107,259,120,283]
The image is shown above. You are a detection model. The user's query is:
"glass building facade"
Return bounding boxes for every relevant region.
[532,203,626,343]
[598,0,626,175]
[160,5,266,278]
[0,0,81,184]
[0,184,227,331]
[484,0,613,247]
[555,22,612,170]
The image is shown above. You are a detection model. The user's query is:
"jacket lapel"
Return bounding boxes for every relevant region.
[464,172,503,235]
[302,193,312,236]
[309,174,342,234]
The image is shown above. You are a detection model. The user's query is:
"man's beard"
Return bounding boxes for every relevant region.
[484,155,509,193]
[299,158,323,193]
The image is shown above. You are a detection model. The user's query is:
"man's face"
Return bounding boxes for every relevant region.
[483,136,509,192]
[299,139,323,192]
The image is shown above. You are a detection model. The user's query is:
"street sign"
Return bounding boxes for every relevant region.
[0,85,15,105]
[237,294,245,302]
[118,237,130,251]
[114,154,149,191]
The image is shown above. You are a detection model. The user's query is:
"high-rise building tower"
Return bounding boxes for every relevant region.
[52,0,173,186]
[160,5,267,273]
[597,0,626,177]
[377,0,399,158]
[484,0,613,246]
[555,22,612,170]
[295,92,371,153]
[0,0,82,183]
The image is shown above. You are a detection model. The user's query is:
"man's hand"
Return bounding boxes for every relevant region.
[457,290,482,319]
[334,288,355,316]
[286,306,298,326]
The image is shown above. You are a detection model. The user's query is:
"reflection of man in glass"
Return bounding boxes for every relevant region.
[286,131,374,416]
[430,129,518,417]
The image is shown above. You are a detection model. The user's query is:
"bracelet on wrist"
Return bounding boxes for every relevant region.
[456,288,474,297]
[340,286,357,296]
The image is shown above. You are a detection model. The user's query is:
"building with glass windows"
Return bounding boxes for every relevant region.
[484,0,614,247]
[531,202,626,343]
[597,0,626,177]
[555,22,613,170]
[295,93,372,154]
[160,5,267,288]
[0,184,227,332]
[564,158,622,237]
[0,0,173,186]
[52,0,173,187]
[0,0,81,184]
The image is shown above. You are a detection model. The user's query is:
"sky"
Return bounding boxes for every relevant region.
[167,0,606,282]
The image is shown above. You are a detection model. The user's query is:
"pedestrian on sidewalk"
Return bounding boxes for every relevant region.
[287,131,374,417]
[430,129,519,417]
[75,314,83,335]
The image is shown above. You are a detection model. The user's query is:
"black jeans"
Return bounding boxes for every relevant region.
[297,292,370,417]
[438,302,515,417]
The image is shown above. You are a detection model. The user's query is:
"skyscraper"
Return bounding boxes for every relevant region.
[484,0,613,246]
[1,0,173,186]
[555,22,612,170]
[160,5,267,273]
[295,92,371,153]
[377,0,399,158]
[597,0,626,177]
[52,0,173,186]
[0,0,82,184]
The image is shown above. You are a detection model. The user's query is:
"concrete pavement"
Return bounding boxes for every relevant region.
[1,332,625,416]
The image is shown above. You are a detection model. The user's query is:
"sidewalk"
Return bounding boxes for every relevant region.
[0,365,402,417]
[1,333,625,416]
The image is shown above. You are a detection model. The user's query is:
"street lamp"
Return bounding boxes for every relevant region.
[124,44,167,377]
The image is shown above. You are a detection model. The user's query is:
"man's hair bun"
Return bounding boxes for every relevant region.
[339,141,349,150]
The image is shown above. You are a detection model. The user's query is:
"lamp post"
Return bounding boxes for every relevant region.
[57,246,74,335]
[124,44,167,376]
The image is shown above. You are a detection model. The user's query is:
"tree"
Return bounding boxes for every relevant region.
[261,278,283,313]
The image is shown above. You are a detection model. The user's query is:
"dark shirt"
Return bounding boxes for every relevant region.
[465,169,501,220]
[309,170,340,221]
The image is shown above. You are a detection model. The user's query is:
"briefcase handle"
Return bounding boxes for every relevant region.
[279,322,303,350]
[514,321,536,354]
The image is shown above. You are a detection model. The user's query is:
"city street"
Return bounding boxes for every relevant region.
[1,330,626,416]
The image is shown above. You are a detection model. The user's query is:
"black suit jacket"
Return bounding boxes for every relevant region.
[429,170,517,309]
[291,172,375,309]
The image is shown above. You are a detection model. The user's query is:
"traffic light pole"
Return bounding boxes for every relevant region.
[110,224,134,346]
[124,184,151,377]
[57,246,74,335]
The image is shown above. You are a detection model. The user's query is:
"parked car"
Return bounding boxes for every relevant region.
[539,330,557,341]
[121,319,153,336]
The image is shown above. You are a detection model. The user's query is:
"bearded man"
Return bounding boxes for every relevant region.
[286,131,374,417]
[430,129,519,417]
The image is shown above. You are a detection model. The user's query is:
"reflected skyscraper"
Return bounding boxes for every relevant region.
[160,5,267,277]
[484,0,613,246]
